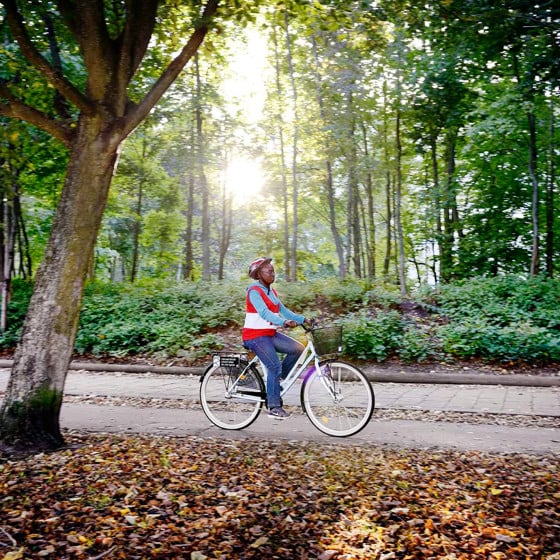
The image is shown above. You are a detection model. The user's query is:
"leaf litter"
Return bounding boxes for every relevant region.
[0,434,558,559]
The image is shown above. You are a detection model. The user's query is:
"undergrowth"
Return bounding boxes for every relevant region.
[1,275,559,366]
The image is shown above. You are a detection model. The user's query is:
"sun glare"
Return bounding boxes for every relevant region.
[224,156,264,207]
[219,27,269,208]
[221,28,267,124]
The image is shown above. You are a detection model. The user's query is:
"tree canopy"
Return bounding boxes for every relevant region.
[2,0,559,287]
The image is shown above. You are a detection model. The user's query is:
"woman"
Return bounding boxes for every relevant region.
[242,257,310,419]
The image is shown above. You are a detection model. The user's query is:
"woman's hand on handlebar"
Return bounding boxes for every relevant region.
[284,318,315,329]
[283,318,314,329]
[302,317,315,331]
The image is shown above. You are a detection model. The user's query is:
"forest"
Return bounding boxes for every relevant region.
[0,5,558,556]
[1,0,558,293]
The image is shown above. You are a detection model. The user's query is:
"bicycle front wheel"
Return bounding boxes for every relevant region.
[301,360,375,437]
[199,361,265,430]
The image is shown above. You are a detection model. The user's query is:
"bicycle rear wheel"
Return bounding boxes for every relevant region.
[301,360,374,437]
[199,361,265,430]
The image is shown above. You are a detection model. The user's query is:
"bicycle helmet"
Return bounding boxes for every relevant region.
[248,257,272,279]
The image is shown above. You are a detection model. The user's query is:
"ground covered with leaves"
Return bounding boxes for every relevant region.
[0,435,558,560]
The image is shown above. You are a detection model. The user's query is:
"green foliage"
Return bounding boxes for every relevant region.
[340,308,441,364]
[317,278,372,311]
[438,320,560,364]
[397,324,440,364]
[1,276,559,366]
[363,286,403,310]
[75,281,246,358]
[341,310,405,361]
[0,279,33,347]
[275,280,318,311]
[425,276,560,364]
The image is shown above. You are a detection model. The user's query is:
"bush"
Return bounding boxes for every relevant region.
[438,319,560,364]
[397,324,441,363]
[364,286,403,310]
[1,275,559,366]
[428,275,560,364]
[274,280,318,312]
[317,278,370,312]
[75,281,245,358]
[341,311,404,361]
[0,279,33,349]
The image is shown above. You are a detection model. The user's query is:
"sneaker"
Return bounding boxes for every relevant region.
[267,406,291,419]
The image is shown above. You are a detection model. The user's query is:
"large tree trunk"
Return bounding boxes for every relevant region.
[440,132,456,283]
[195,54,211,282]
[183,126,196,281]
[345,89,361,278]
[130,138,147,283]
[545,102,555,277]
[360,121,376,281]
[381,81,392,279]
[311,36,345,279]
[0,118,120,451]
[218,152,232,280]
[284,12,299,282]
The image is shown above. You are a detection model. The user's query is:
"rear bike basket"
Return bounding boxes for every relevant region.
[311,325,343,356]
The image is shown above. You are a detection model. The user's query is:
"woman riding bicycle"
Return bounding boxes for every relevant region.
[242,257,311,419]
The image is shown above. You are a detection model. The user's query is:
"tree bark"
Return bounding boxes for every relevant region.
[0,117,120,450]
[272,23,291,279]
[395,106,407,296]
[545,102,555,277]
[382,81,392,279]
[218,153,232,280]
[311,36,345,279]
[528,111,539,276]
[130,138,147,283]
[383,171,392,278]
[360,121,376,280]
[440,131,457,283]
[284,12,299,282]
[347,93,361,278]
[183,125,196,281]
[194,54,211,281]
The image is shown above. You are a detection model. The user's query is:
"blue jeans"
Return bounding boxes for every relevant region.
[243,332,304,408]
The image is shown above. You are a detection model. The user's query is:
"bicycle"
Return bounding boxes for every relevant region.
[199,324,375,437]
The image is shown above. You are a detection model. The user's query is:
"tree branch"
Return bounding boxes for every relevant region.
[66,0,115,100]
[2,0,94,114]
[120,0,160,82]
[122,0,220,137]
[56,0,79,37]
[0,85,73,146]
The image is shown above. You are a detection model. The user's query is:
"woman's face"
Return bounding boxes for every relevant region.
[258,263,275,287]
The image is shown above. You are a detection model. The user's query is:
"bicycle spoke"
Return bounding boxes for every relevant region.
[301,360,374,437]
[200,362,264,430]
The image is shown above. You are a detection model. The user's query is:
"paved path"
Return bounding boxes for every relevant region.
[3,369,556,416]
[1,368,559,454]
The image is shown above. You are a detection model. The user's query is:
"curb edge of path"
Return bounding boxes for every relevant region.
[2,360,559,387]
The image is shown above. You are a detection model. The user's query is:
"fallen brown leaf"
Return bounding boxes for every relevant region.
[0,433,557,559]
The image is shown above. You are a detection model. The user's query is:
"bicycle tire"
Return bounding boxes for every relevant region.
[199,360,265,430]
[301,359,375,437]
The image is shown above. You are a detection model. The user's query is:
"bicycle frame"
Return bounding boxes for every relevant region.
[224,330,325,402]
